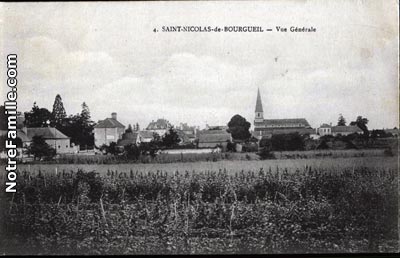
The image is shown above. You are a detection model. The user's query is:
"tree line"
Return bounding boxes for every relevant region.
[23,94,96,148]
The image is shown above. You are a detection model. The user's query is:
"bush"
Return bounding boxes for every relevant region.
[27,136,56,160]
[384,147,394,157]
[271,133,305,151]
[257,147,275,160]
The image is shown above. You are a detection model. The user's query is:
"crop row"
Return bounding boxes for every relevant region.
[1,167,398,254]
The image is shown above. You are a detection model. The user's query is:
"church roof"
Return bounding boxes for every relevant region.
[263,118,311,127]
[94,118,125,128]
[255,88,263,113]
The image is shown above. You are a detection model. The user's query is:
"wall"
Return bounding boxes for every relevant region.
[95,127,124,147]
[45,139,74,154]
[318,128,332,136]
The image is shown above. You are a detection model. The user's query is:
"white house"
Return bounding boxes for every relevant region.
[94,112,125,147]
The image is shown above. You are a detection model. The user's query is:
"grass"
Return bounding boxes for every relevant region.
[13,156,397,176]
[5,147,390,165]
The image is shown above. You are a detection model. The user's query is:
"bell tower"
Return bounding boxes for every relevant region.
[255,88,264,123]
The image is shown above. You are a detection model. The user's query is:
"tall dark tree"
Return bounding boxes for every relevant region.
[227,114,251,141]
[350,116,369,137]
[162,127,180,148]
[24,102,52,127]
[51,94,67,127]
[80,102,92,123]
[60,102,95,148]
[27,135,56,160]
[126,124,133,133]
[337,114,346,126]
[79,102,95,147]
[136,123,140,131]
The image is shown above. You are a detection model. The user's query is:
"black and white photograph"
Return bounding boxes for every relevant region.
[0,0,399,255]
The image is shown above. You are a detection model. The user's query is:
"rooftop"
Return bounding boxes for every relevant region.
[255,118,311,128]
[18,127,70,141]
[331,125,363,133]
[198,130,231,143]
[94,118,125,128]
[255,88,263,113]
[146,118,172,130]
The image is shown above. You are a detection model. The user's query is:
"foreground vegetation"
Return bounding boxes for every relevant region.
[16,156,398,176]
[1,164,397,255]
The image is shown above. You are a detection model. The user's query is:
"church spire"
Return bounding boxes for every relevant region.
[255,88,263,112]
[255,88,264,123]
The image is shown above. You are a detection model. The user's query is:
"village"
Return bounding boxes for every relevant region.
[0,88,398,161]
[1,1,398,255]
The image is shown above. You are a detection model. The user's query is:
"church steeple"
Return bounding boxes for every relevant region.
[255,88,264,123]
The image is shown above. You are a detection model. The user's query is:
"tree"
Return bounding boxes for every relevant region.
[100,142,121,155]
[337,114,346,126]
[27,136,56,160]
[152,132,162,145]
[227,114,251,141]
[162,127,180,148]
[226,140,236,152]
[124,143,140,160]
[316,140,329,150]
[51,94,67,127]
[136,123,140,131]
[271,133,305,151]
[24,102,52,127]
[126,124,133,133]
[257,147,275,160]
[79,102,95,147]
[61,102,95,148]
[350,116,369,137]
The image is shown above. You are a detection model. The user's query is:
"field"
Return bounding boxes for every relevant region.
[16,156,398,176]
[0,156,398,255]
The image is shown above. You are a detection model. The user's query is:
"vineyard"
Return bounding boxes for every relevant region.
[0,165,398,254]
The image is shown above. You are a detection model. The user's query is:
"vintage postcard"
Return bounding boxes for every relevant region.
[0,0,398,255]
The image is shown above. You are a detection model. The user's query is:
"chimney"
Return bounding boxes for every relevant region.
[111,112,117,120]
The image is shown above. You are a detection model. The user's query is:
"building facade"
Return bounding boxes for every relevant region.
[331,125,363,136]
[94,112,125,147]
[316,124,363,136]
[176,123,198,143]
[17,127,76,154]
[317,123,332,136]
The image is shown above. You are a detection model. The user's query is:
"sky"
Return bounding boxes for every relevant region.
[1,0,398,130]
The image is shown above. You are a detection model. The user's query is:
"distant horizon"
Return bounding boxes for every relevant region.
[15,94,398,131]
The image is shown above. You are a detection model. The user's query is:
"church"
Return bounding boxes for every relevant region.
[253,88,314,139]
